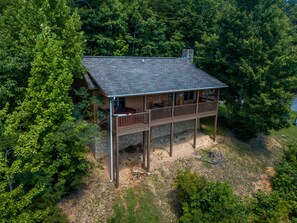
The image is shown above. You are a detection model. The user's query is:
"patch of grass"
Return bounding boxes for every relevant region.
[191,134,285,195]
[200,105,232,137]
[271,111,297,145]
[108,186,162,223]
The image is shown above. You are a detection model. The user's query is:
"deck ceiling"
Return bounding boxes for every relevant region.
[83,56,227,98]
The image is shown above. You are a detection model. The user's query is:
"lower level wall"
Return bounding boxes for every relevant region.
[93,120,198,159]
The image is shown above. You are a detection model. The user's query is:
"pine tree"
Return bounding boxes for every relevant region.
[197,0,297,139]
[75,0,129,56]
[0,0,93,221]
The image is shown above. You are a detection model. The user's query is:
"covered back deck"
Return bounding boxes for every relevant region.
[97,89,220,187]
[107,89,219,136]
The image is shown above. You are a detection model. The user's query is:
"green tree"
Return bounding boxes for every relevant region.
[197,0,297,139]
[123,0,168,56]
[272,144,297,220]
[74,0,129,56]
[0,0,83,111]
[0,0,93,221]
[175,171,247,223]
[249,192,290,222]
[150,0,221,49]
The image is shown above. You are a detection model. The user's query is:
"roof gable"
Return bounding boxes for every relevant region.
[83,56,227,97]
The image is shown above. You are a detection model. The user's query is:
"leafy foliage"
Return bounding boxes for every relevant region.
[196,0,297,139]
[174,170,247,223]
[0,0,95,221]
[76,0,129,56]
[249,192,289,222]
[248,144,297,222]
[272,144,297,220]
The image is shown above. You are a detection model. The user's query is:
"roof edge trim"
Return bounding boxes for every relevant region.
[106,85,228,98]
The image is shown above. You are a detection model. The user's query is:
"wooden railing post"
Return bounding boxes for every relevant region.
[170,93,175,156]
[143,95,147,111]
[115,116,118,133]
[172,93,175,118]
[196,91,200,115]
[213,89,220,142]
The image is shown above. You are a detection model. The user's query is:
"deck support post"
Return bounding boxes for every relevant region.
[213,89,220,142]
[109,98,115,182]
[170,123,173,157]
[213,115,218,142]
[147,129,150,172]
[115,134,119,188]
[142,131,146,168]
[194,119,197,148]
[115,115,120,188]
[113,133,116,180]
[170,92,175,157]
[194,90,200,148]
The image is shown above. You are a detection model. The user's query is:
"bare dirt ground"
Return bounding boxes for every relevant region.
[59,130,283,223]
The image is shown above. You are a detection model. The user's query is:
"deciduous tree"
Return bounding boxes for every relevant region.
[197,0,297,139]
[0,0,94,221]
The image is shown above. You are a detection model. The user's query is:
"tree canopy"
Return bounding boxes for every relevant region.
[0,0,94,221]
[196,0,297,138]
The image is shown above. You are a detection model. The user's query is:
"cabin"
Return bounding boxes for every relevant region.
[82,49,227,187]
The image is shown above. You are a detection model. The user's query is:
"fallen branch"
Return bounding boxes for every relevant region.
[132,169,150,179]
[196,150,224,165]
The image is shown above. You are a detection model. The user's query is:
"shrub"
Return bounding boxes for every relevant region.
[174,171,247,223]
[272,144,297,220]
[248,192,289,222]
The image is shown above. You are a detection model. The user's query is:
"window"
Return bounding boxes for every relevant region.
[184,91,194,101]
[114,97,126,109]
[168,93,173,106]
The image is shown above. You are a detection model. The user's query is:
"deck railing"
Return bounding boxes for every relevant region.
[115,112,149,128]
[150,107,172,121]
[174,103,196,117]
[106,101,218,132]
[198,101,217,113]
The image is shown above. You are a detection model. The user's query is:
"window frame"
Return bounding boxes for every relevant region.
[183,91,194,101]
[114,97,126,109]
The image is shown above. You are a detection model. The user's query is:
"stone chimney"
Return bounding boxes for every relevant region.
[182,48,194,62]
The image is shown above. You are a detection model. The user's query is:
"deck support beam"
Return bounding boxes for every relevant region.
[147,129,150,172]
[115,115,120,188]
[194,90,200,148]
[109,98,114,182]
[213,89,220,142]
[115,134,119,188]
[142,131,146,168]
[213,115,217,142]
[170,123,173,157]
[113,133,116,180]
[170,93,175,157]
[194,119,197,148]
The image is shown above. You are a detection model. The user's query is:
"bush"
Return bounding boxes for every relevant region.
[272,144,297,220]
[248,192,289,222]
[174,171,247,223]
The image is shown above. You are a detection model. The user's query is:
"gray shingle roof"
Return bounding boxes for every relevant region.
[83,56,227,97]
